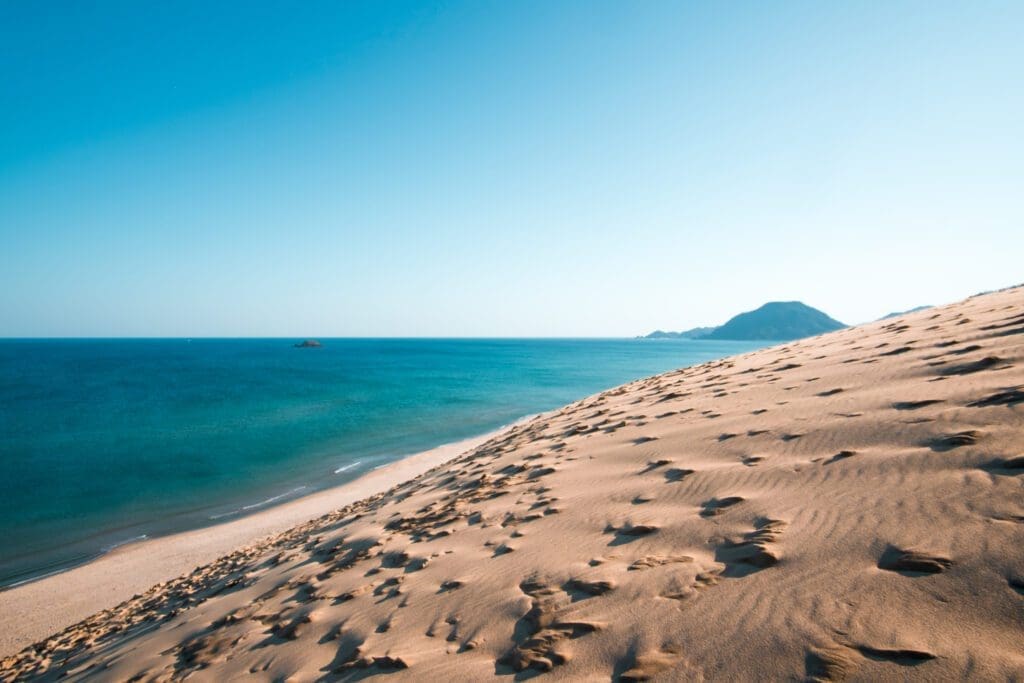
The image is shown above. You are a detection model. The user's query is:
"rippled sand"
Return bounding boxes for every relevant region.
[3,286,1022,681]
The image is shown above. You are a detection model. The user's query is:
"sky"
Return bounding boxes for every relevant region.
[1,1,1022,337]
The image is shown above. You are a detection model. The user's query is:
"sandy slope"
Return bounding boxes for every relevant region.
[0,431,521,658]
[2,286,1022,682]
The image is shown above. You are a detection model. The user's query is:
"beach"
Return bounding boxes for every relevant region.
[2,285,1022,680]
[0,427,524,658]
[0,337,767,592]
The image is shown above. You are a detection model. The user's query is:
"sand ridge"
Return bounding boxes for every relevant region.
[1,286,1022,681]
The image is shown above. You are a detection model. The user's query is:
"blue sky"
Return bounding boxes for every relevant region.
[1,1,1021,336]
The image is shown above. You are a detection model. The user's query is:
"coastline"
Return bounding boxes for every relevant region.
[0,418,534,657]
[1,287,1022,679]
[0,337,768,594]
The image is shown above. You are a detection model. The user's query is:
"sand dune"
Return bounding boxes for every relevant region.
[2,286,1022,681]
[0,432,521,659]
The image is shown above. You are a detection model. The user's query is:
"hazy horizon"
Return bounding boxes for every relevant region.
[2,2,1022,336]
[0,287,1016,339]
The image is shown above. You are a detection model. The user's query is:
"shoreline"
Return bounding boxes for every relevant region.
[0,417,534,657]
[1,417,541,592]
[1,287,1022,679]
[0,338,769,596]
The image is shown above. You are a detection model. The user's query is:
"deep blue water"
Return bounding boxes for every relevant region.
[0,338,767,586]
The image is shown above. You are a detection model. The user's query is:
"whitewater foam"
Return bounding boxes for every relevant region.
[101,535,148,553]
[209,486,309,520]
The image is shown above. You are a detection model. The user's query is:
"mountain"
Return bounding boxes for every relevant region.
[705,301,845,341]
[641,301,845,342]
[643,326,717,339]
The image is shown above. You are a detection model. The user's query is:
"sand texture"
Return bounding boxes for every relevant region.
[2,286,1022,681]
[0,433,517,658]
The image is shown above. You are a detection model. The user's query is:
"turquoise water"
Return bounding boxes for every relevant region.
[0,338,767,586]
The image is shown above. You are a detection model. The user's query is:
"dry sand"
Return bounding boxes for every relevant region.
[0,430,524,659]
[2,286,1022,681]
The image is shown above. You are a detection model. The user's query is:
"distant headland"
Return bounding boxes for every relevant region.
[642,301,846,341]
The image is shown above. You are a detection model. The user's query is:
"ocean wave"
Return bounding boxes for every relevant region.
[101,534,148,553]
[5,565,73,589]
[209,486,308,520]
[333,460,363,474]
[242,486,307,511]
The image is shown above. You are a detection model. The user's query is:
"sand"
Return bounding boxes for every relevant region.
[0,428,527,659]
[2,286,1022,681]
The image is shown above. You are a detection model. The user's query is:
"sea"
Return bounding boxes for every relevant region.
[0,337,769,587]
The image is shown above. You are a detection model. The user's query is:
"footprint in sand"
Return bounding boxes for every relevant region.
[664,467,695,483]
[563,577,615,599]
[713,518,785,577]
[968,388,1024,407]
[700,496,745,517]
[628,555,693,571]
[877,546,953,575]
[941,355,1012,376]
[892,399,943,410]
[438,579,465,593]
[856,645,936,665]
[981,456,1024,475]
[606,523,659,545]
[804,646,859,682]
[618,647,686,681]
[496,578,603,673]
[929,430,982,451]
[640,458,673,474]
[823,450,856,465]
